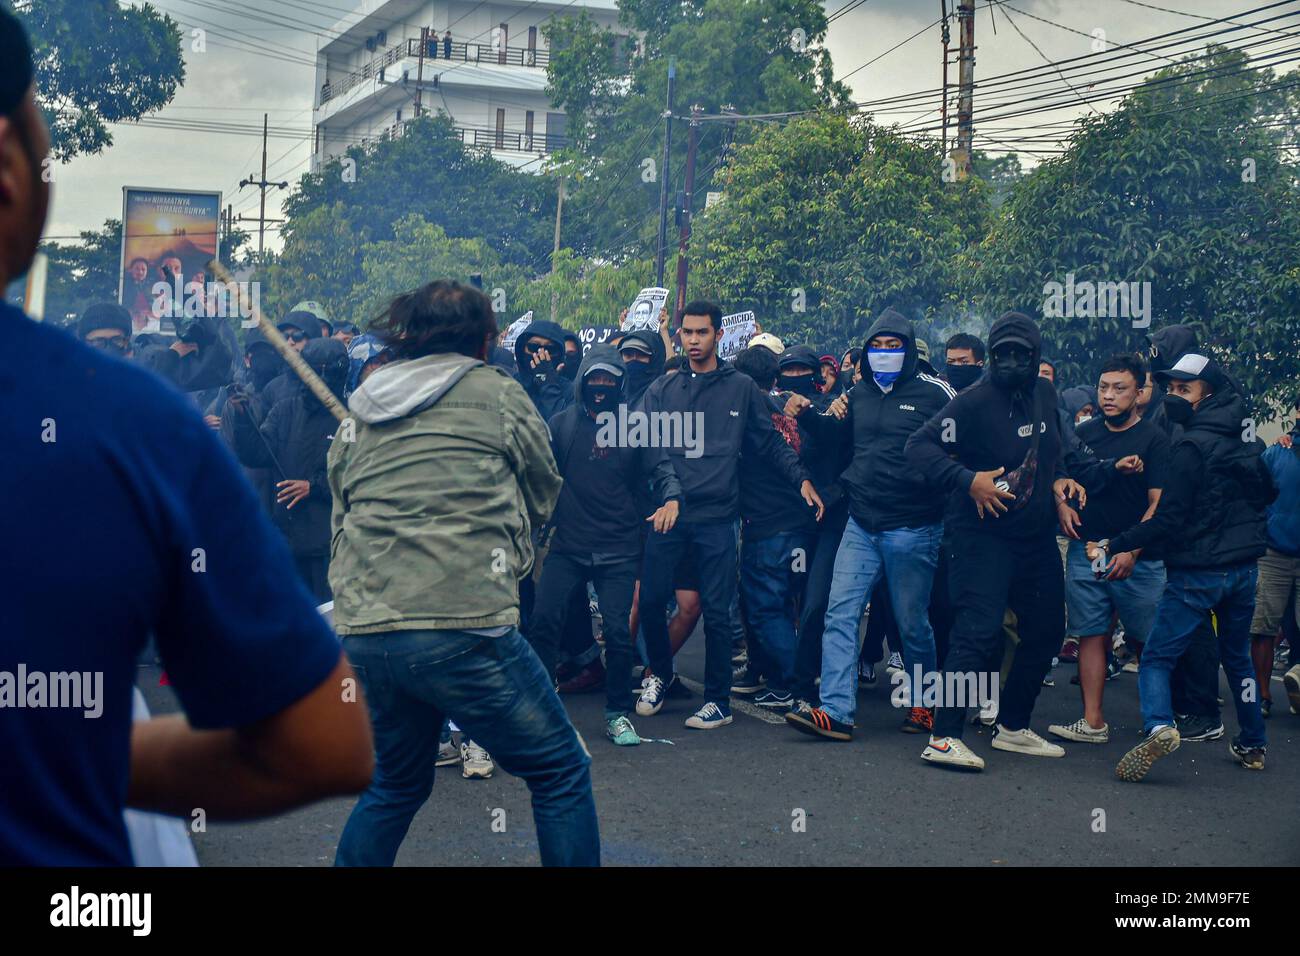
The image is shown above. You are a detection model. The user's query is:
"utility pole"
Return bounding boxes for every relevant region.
[953,0,975,180]
[654,57,676,287]
[672,105,701,331]
[238,113,290,259]
[416,27,428,116]
[940,1,950,156]
[550,177,564,323]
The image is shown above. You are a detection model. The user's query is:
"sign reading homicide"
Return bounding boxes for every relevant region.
[717,310,757,360]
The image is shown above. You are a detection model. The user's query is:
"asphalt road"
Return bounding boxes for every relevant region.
[138,637,1300,867]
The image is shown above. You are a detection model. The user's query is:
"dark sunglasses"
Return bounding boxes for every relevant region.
[286,330,308,343]
[88,336,128,352]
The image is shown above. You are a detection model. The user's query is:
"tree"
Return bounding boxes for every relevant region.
[545,0,849,258]
[36,219,121,326]
[10,0,186,162]
[692,112,991,351]
[962,47,1300,417]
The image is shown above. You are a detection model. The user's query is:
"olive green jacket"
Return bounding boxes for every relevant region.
[327,353,561,634]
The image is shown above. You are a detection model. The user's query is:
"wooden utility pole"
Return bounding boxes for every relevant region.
[671,105,701,330]
[654,57,676,287]
[940,1,950,155]
[953,0,975,180]
[238,113,290,259]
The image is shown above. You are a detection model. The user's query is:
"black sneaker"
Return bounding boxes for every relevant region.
[753,689,793,710]
[731,665,764,695]
[1177,714,1225,741]
[665,675,693,699]
[1105,659,1123,681]
[785,706,853,741]
[1229,736,1266,770]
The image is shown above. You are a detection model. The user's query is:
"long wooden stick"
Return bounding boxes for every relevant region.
[207,259,348,423]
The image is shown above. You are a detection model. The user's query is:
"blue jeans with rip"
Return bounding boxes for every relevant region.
[1138,564,1266,748]
[335,627,600,866]
[818,519,942,724]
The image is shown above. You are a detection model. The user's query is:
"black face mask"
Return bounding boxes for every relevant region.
[1103,405,1134,427]
[1164,394,1195,425]
[837,369,855,390]
[622,361,656,396]
[582,382,619,411]
[990,348,1036,393]
[248,350,282,391]
[944,363,983,391]
[781,373,817,398]
[560,353,580,380]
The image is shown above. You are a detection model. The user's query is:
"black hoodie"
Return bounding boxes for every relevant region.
[906,311,1100,539]
[546,344,682,559]
[802,309,956,531]
[640,357,809,524]
[513,318,574,420]
[1144,324,1200,436]
[1110,384,1275,568]
[620,328,665,408]
[224,337,345,558]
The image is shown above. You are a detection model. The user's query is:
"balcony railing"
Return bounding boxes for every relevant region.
[341,119,565,157]
[320,35,551,106]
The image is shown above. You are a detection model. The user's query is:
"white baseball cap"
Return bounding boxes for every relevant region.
[749,332,785,354]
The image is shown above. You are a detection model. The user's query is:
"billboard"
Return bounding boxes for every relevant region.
[119,187,221,334]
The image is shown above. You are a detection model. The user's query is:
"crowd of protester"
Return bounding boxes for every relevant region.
[3,8,1297,867]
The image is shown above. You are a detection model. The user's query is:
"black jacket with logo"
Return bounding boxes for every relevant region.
[802,311,955,532]
[641,361,808,524]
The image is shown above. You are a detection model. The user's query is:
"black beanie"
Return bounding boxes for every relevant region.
[1,8,35,118]
[77,303,132,341]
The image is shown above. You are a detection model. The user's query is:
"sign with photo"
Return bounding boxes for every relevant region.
[501,311,534,350]
[119,187,221,334]
[622,287,669,331]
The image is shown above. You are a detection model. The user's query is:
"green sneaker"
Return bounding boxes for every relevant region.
[607,715,641,746]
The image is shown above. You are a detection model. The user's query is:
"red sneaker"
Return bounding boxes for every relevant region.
[901,706,934,734]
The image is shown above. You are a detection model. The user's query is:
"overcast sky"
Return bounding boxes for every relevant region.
[44,0,1287,251]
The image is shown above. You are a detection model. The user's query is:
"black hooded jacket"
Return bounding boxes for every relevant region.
[1144,324,1200,436]
[640,358,809,524]
[546,344,682,558]
[224,337,346,557]
[802,310,956,531]
[620,328,666,408]
[906,311,1113,539]
[1110,387,1275,568]
[513,318,574,421]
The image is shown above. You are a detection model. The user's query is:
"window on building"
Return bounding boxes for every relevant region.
[496,108,506,149]
[524,111,534,151]
[498,23,508,64]
[545,112,566,152]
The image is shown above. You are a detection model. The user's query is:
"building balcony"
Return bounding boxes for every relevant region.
[338,118,565,158]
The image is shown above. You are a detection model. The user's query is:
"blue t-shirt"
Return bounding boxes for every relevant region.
[0,303,342,865]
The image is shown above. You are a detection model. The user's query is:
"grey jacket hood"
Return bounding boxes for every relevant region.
[573,343,625,408]
[347,352,483,424]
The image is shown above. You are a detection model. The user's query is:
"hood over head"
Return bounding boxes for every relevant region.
[988,311,1042,365]
[862,308,918,383]
[1148,324,1199,374]
[621,328,666,375]
[512,318,568,370]
[348,352,483,424]
[574,343,626,402]
[778,344,821,373]
[300,336,349,400]
[1060,385,1095,420]
[279,310,323,339]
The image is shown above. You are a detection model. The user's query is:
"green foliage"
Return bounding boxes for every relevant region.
[693,112,992,351]
[961,47,1300,417]
[10,0,186,161]
[545,0,849,258]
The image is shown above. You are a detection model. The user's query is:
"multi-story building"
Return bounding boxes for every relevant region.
[311,0,626,171]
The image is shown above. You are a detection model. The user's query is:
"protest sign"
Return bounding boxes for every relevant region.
[501,311,534,350]
[622,287,669,331]
[718,310,757,360]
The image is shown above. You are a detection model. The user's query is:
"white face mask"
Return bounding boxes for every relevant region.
[1076,414,1093,425]
[866,348,905,373]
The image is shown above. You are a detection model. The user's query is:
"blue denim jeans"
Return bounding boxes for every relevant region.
[1138,565,1266,747]
[740,530,815,695]
[335,628,600,866]
[819,519,942,723]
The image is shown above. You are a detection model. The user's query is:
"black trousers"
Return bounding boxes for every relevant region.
[528,552,638,717]
[933,531,1065,739]
[294,553,331,605]
[792,507,848,702]
[1171,622,1222,720]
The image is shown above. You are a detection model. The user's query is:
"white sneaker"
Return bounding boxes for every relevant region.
[684,701,733,729]
[1284,664,1300,716]
[921,735,985,771]
[636,674,667,716]
[460,740,494,778]
[885,651,905,676]
[436,739,460,766]
[991,724,1065,757]
[1122,659,1139,673]
[1048,717,1109,744]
